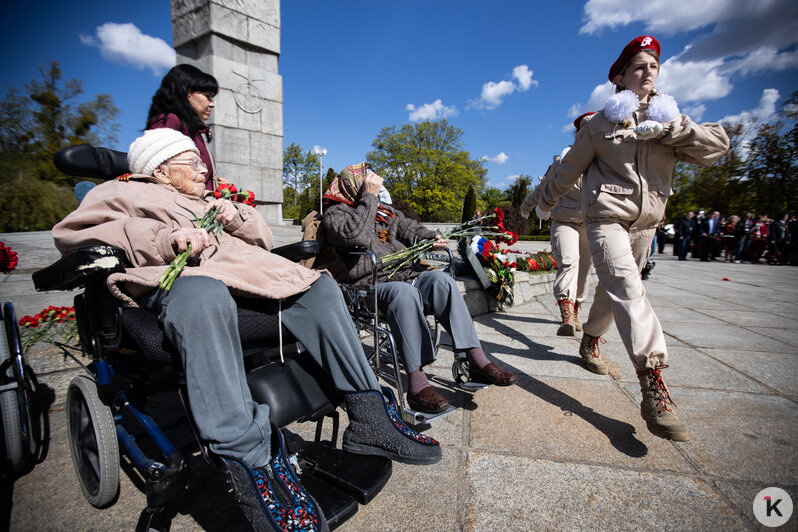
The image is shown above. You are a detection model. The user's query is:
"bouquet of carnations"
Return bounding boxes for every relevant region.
[381,208,515,279]
[19,306,78,350]
[514,251,558,272]
[158,183,255,290]
[466,234,516,308]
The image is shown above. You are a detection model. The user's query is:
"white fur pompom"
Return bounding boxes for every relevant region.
[603,90,640,124]
[647,94,680,123]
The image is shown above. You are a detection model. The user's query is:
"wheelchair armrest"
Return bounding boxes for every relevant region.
[32,246,127,292]
[272,240,319,262]
[53,144,130,180]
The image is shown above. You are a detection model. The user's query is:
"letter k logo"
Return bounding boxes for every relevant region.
[765,496,783,517]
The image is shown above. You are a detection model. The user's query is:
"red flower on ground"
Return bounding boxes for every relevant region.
[0,242,19,274]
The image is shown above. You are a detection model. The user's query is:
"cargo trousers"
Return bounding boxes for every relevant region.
[550,220,593,303]
[581,222,666,370]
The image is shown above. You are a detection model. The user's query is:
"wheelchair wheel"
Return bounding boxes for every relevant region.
[66,374,119,508]
[1,303,35,474]
[452,356,470,385]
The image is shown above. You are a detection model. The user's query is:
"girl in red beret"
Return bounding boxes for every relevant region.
[535,36,730,442]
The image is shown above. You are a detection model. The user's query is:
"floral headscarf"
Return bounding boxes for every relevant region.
[323,162,370,206]
[323,162,395,241]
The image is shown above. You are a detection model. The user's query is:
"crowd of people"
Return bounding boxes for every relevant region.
[665,210,795,265]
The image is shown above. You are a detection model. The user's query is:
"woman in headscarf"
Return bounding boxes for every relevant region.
[322,163,517,415]
[536,36,730,441]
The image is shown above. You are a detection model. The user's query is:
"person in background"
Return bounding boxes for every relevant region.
[535,35,729,441]
[722,214,740,262]
[146,64,221,190]
[519,112,596,361]
[677,211,695,261]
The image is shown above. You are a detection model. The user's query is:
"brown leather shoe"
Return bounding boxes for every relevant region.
[469,362,518,386]
[407,386,450,414]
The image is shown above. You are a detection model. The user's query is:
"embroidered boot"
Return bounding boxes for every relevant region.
[578,333,608,375]
[637,365,690,441]
[343,389,442,465]
[223,426,328,531]
[573,301,583,332]
[556,299,576,336]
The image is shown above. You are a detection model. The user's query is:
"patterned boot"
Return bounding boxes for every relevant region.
[556,299,576,336]
[573,301,583,332]
[223,426,328,531]
[637,365,690,442]
[343,389,442,465]
[578,333,608,375]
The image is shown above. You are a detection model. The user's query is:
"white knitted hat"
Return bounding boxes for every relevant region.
[127,129,199,176]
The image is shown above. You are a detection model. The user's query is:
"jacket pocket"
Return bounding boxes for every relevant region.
[599,183,635,195]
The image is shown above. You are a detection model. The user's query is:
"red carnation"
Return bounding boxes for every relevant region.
[0,242,19,274]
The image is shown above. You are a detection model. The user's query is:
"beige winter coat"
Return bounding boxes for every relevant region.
[537,105,729,229]
[52,176,320,307]
[521,154,583,224]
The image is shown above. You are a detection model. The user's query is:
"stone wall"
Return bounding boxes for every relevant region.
[172,0,284,224]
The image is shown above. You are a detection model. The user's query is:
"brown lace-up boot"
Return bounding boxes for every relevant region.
[556,299,576,336]
[578,333,608,374]
[637,365,690,441]
[573,301,583,332]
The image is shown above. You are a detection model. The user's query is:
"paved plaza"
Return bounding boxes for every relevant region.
[2,229,796,531]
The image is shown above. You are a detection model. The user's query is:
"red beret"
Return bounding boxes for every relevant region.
[608,35,661,82]
[573,112,596,131]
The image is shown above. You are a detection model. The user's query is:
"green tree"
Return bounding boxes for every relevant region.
[366,119,486,222]
[0,61,119,231]
[481,186,504,210]
[461,184,476,223]
[506,174,532,207]
[282,143,320,219]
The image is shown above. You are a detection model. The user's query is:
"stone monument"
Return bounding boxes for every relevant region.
[171,0,283,224]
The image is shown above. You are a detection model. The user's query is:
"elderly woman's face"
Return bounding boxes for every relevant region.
[614,51,659,101]
[158,151,207,196]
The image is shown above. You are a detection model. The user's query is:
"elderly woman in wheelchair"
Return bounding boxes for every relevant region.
[322,163,518,416]
[51,129,440,531]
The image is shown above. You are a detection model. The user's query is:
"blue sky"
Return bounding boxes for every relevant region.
[2,1,797,189]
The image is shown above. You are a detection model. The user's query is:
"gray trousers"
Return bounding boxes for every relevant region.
[140,274,378,468]
[377,270,480,373]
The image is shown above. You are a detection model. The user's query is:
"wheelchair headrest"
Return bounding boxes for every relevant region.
[54,144,129,180]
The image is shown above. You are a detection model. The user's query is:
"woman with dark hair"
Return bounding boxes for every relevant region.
[146,64,219,190]
[536,35,729,441]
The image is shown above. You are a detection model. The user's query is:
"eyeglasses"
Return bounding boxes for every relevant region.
[166,157,206,171]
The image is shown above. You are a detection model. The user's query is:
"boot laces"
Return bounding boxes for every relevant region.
[589,335,605,358]
[574,301,582,320]
[557,299,574,321]
[639,365,675,413]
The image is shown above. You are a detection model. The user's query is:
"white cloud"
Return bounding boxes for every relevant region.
[682,103,707,122]
[720,88,781,158]
[656,57,732,103]
[81,22,175,76]
[480,152,509,165]
[512,65,537,91]
[406,99,459,122]
[469,65,538,110]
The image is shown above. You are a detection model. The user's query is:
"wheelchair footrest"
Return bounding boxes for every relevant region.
[458,381,490,391]
[297,441,392,505]
[402,405,457,426]
[297,471,358,530]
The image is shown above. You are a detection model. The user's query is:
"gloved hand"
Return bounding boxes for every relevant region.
[535,205,551,220]
[634,120,664,140]
[519,203,533,219]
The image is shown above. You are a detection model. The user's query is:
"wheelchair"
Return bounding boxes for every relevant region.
[32,144,392,531]
[304,215,489,426]
[1,301,40,475]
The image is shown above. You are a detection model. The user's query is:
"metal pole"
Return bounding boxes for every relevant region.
[319,154,323,215]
